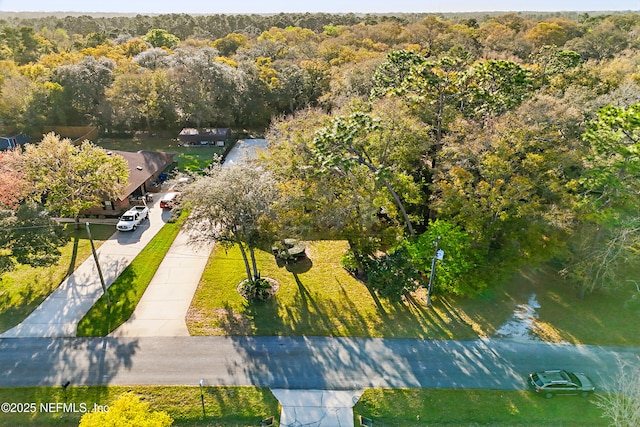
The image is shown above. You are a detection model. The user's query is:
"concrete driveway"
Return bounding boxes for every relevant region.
[0,197,169,338]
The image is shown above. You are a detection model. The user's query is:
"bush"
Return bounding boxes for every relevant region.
[239,273,276,301]
[340,249,360,274]
[79,392,173,427]
[365,248,422,300]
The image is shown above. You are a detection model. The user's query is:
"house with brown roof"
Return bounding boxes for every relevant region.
[83,149,175,216]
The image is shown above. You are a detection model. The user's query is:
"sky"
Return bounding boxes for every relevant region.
[0,0,638,14]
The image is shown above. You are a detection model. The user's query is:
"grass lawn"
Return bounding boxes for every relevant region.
[187,241,640,345]
[0,224,114,334]
[454,265,640,346]
[97,136,228,172]
[188,241,482,338]
[354,388,606,426]
[76,216,183,337]
[0,386,280,426]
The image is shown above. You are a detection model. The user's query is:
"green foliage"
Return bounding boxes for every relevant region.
[52,56,115,125]
[339,249,359,274]
[79,392,173,427]
[141,29,179,49]
[370,49,426,99]
[0,201,68,274]
[312,111,419,236]
[463,59,535,118]
[581,103,640,215]
[19,133,129,222]
[239,274,275,301]
[364,247,422,300]
[407,220,487,296]
[183,163,279,284]
[212,33,248,56]
[561,103,640,294]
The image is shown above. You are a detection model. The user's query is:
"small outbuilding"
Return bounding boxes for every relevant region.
[178,128,231,146]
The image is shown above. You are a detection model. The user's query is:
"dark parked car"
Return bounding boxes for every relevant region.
[528,369,595,398]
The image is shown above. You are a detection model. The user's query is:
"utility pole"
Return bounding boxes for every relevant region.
[426,236,444,307]
[85,222,111,307]
[199,379,206,418]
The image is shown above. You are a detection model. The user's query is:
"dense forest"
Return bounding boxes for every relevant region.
[1,11,640,298]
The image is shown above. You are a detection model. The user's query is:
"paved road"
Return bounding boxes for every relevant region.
[1,336,638,390]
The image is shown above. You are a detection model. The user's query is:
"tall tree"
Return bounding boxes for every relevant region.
[264,108,388,273]
[433,96,583,265]
[168,47,239,127]
[52,56,115,125]
[312,110,421,237]
[19,133,129,228]
[562,103,640,294]
[0,201,68,275]
[0,149,68,274]
[107,68,175,131]
[182,162,278,284]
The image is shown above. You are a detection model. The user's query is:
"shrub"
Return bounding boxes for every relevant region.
[365,247,422,300]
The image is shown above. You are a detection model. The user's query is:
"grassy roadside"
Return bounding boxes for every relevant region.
[354,388,606,426]
[187,240,640,345]
[0,386,607,426]
[0,386,280,426]
[76,216,183,337]
[0,224,114,334]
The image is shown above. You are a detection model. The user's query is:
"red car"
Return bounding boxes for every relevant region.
[159,192,181,209]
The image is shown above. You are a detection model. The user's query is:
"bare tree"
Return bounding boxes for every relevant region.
[595,360,640,427]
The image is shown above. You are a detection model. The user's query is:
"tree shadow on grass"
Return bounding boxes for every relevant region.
[66,234,80,279]
[76,265,140,337]
[0,285,36,334]
[200,386,280,425]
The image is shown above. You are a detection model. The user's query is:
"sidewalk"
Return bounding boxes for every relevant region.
[110,230,213,337]
[272,389,363,427]
[0,196,169,338]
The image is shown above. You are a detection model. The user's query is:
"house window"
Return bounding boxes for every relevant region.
[103,200,114,210]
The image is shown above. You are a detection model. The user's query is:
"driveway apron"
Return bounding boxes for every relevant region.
[110,229,213,337]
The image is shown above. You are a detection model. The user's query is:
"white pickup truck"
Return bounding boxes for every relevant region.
[116,206,149,231]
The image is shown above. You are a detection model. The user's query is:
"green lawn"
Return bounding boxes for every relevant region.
[0,386,280,426]
[76,216,184,337]
[188,241,484,339]
[187,241,640,345]
[0,224,114,334]
[0,386,608,426]
[97,136,228,171]
[354,388,606,426]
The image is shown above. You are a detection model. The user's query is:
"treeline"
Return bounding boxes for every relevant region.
[0,12,638,135]
[0,11,609,39]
